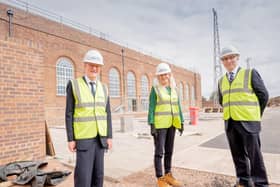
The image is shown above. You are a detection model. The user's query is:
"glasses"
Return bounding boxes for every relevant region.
[159,73,169,77]
[221,55,237,61]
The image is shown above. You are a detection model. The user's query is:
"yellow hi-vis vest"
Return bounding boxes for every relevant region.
[71,78,108,140]
[219,68,261,121]
[154,86,182,129]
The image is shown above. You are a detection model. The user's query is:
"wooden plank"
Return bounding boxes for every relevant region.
[45,121,56,156]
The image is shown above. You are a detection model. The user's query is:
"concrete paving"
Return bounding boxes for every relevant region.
[201,107,280,154]
[50,112,224,179]
[49,107,280,184]
[174,107,280,184]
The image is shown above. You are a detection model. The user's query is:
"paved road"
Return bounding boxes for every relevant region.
[201,107,280,154]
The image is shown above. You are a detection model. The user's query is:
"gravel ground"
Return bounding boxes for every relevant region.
[117,167,280,187]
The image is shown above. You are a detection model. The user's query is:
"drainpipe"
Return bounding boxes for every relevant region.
[121,49,125,112]
[194,72,197,106]
[7,9,14,37]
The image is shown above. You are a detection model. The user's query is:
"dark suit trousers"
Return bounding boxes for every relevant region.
[153,127,176,178]
[226,119,268,187]
[74,138,105,187]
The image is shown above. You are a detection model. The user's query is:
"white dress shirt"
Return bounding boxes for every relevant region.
[84,75,96,92]
[227,66,239,80]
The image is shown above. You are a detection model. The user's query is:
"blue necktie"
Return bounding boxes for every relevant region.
[229,72,234,82]
[89,82,95,96]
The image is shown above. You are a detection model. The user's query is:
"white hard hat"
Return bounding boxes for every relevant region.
[83,49,104,65]
[156,63,171,75]
[220,46,240,59]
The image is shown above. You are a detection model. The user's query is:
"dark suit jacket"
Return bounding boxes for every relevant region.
[65,76,112,149]
[218,68,269,133]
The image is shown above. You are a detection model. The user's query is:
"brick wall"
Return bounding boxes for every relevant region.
[0,37,45,165]
[0,2,202,128]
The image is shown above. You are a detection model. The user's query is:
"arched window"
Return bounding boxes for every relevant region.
[127,72,136,97]
[179,82,184,101]
[56,57,74,96]
[109,68,120,97]
[127,71,137,111]
[141,75,149,97]
[141,75,149,111]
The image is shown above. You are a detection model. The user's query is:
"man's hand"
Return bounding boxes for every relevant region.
[179,124,184,136]
[68,141,76,152]
[150,124,157,137]
[107,138,112,150]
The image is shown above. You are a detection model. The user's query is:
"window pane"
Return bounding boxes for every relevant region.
[109,68,120,97]
[141,75,149,97]
[127,72,136,111]
[127,72,136,97]
[141,75,149,111]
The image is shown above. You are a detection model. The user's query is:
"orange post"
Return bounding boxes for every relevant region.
[189,106,199,125]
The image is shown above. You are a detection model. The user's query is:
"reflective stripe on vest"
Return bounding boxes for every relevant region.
[71,78,108,139]
[219,68,261,121]
[154,86,182,129]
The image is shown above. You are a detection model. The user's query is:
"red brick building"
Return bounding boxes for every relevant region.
[0,2,201,164]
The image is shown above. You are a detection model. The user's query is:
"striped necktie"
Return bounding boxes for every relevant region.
[229,72,234,82]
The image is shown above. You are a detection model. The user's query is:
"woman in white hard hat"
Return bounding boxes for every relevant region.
[148,63,184,187]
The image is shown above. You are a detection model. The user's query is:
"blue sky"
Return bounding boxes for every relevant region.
[4,0,279,98]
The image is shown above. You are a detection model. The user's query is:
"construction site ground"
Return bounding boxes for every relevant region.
[5,159,279,187]
[43,107,280,187]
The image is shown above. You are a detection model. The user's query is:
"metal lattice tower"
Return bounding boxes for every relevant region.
[246,57,252,69]
[212,8,223,106]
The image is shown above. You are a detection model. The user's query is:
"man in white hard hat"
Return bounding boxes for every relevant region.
[148,63,184,187]
[65,49,112,187]
[218,46,269,187]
